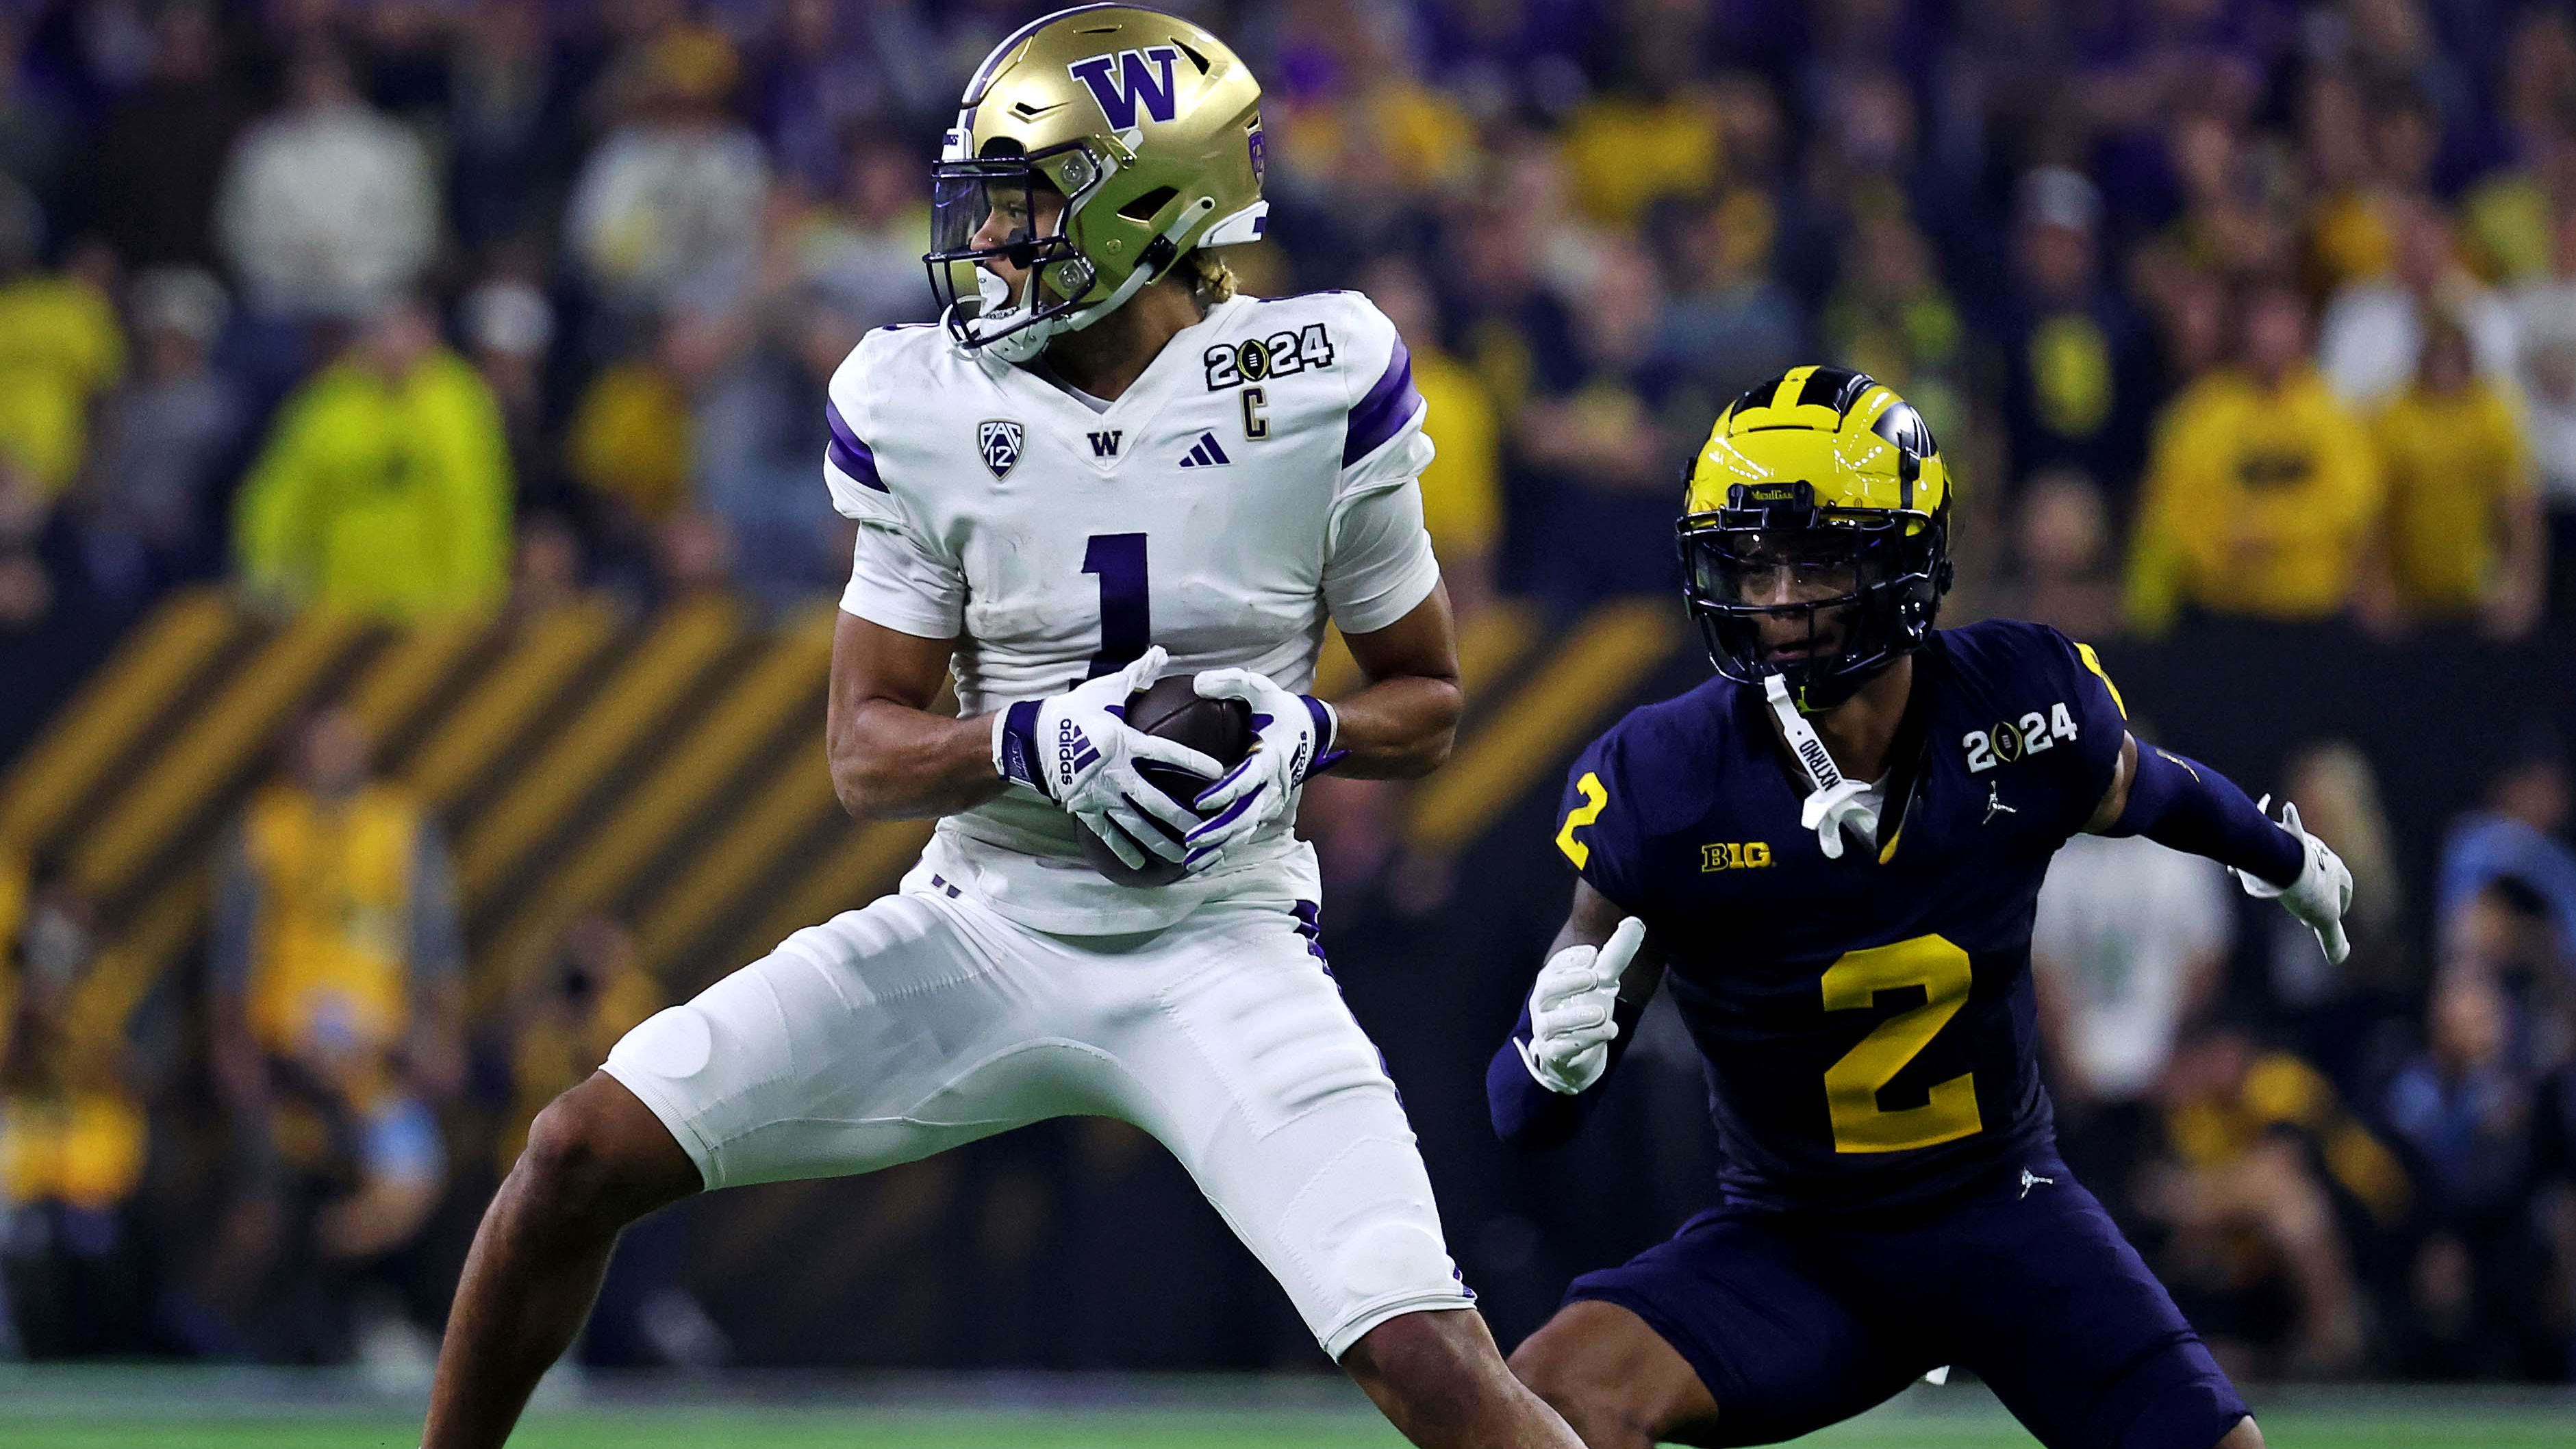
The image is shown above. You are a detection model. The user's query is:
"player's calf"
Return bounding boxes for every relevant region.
[1341,1307,1586,1449]
[424,1074,700,1449]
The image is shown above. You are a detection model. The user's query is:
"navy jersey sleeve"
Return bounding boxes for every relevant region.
[2036,626,2130,838]
[1552,729,1647,910]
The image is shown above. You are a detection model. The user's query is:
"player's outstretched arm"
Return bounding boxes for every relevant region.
[2086,732,2356,963]
[1488,880,1663,1151]
[826,612,1008,821]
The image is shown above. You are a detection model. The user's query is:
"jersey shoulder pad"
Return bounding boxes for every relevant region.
[824,325,953,520]
[1935,618,2088,700]
[1556,680,1728,892]
[829,323,951,436]
[1198,291,1383,379]
[1940,618,2127,825]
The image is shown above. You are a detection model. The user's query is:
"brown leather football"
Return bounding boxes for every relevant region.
[1077,673,1252,887]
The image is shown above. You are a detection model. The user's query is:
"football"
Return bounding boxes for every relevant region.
[1076,674,1253,887]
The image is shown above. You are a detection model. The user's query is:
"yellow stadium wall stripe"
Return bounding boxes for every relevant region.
[0,588,240,851]
[1402,601,1683,856]
[475,615,833,996]
[401,599,620,809]
[65,876,204,1050]
[1454,600,1538,708]
[632,739,845,983]
[344,614,497,749]
[1313,599,1532,709]
[456,597,745,902]
[67,609,370,898]
[714,816,936,980]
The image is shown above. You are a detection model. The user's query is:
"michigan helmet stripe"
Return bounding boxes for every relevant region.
[1770,364,1815,414]
[1726,366,1879,437]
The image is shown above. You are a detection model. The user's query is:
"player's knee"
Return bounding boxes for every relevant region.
[512,1079,696,1231]
[2215,1415,2265,1449]
[1508,1332,1632,1442]
[1510,1320,1676,1448]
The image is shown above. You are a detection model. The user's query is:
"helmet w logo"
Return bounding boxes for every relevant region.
[1068,47,1182,129]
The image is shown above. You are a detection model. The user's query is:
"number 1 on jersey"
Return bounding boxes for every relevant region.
[1082,533,1151,679]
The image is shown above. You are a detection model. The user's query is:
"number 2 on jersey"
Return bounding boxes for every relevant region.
[1819,934,1982,1154]
[1081,533,1150,680]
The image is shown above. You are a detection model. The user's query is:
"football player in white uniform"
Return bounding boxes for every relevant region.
[424,8,1582,1448]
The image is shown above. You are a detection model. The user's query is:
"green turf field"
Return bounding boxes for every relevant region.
[5,1408,2575,1449]
[1,1371,2567,1448]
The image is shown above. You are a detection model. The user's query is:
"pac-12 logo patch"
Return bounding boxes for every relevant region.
[978,419,1025,479]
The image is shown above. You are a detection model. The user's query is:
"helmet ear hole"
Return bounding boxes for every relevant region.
[1119,186,1178,220]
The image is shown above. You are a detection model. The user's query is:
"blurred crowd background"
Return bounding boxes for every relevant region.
[3,0,2576,1395]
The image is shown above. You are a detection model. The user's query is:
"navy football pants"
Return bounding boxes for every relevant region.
[1565,1155,2249,1449]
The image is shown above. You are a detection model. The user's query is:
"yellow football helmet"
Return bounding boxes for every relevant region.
[926,4,1267,360]
[1677,366,1954,709]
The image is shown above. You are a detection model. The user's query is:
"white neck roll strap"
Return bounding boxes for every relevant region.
[1764,674,1879,861]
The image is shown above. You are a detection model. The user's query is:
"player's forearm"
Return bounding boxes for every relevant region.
[827,701,1007,821]
[2101,741,2303,886]
[1320,674,1461,779]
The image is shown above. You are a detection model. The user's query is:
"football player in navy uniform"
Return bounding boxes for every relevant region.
[1488,368,2352,1449]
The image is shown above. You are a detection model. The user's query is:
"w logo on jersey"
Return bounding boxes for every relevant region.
[1176,431,1230,468]
[1068,47,1181,129]
[978,419,1024,479]
[1089,430,1124,458]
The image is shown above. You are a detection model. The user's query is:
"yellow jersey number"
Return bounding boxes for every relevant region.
[1555,770,1607,870]
[1819,934,1984,1154]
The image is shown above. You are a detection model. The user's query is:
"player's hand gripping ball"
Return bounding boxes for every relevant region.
[995,647,1241,885]
[2233,796,2356,966]
[1071,672,1253,885]
[1180,668,1338,871]
[1517,916,1646,1095]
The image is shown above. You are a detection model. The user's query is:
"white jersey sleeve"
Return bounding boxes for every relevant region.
[1322,303,1441,633]
[827,328,967,639]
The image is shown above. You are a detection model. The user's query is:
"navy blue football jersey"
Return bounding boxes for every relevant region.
[1556,619,2130,1212]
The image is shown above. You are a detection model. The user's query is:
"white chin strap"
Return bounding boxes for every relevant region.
[1764,674,1878,861]
[952,197,1219,364]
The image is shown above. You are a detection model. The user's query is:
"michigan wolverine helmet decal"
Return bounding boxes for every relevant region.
[1678,366,1955,711]
[926,4,1268,361]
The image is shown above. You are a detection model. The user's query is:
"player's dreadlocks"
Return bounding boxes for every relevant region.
[1185,249,1237,304]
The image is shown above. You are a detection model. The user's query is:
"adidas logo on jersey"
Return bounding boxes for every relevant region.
[1177,431,1232,468]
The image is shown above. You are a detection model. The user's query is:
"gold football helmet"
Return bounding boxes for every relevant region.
[927,4,1268,360]
[1678,366,1955,709]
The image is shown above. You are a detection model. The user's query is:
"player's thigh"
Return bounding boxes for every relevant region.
[1941,1165,2251,1449]
[1553,1209,1923,1448]
[1104,898,1474,1360]
[603,888,1059,1191]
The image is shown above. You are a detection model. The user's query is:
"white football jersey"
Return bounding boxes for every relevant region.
[823,290,1440,933]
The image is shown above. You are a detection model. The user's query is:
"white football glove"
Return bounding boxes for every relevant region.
[2232,796,2354,966]
[993,646,1226,871]
[1516,917,1647,1095]
[1180,668,1337,870]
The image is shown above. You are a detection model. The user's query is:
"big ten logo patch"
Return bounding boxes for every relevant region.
[1702,841,1773,872]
